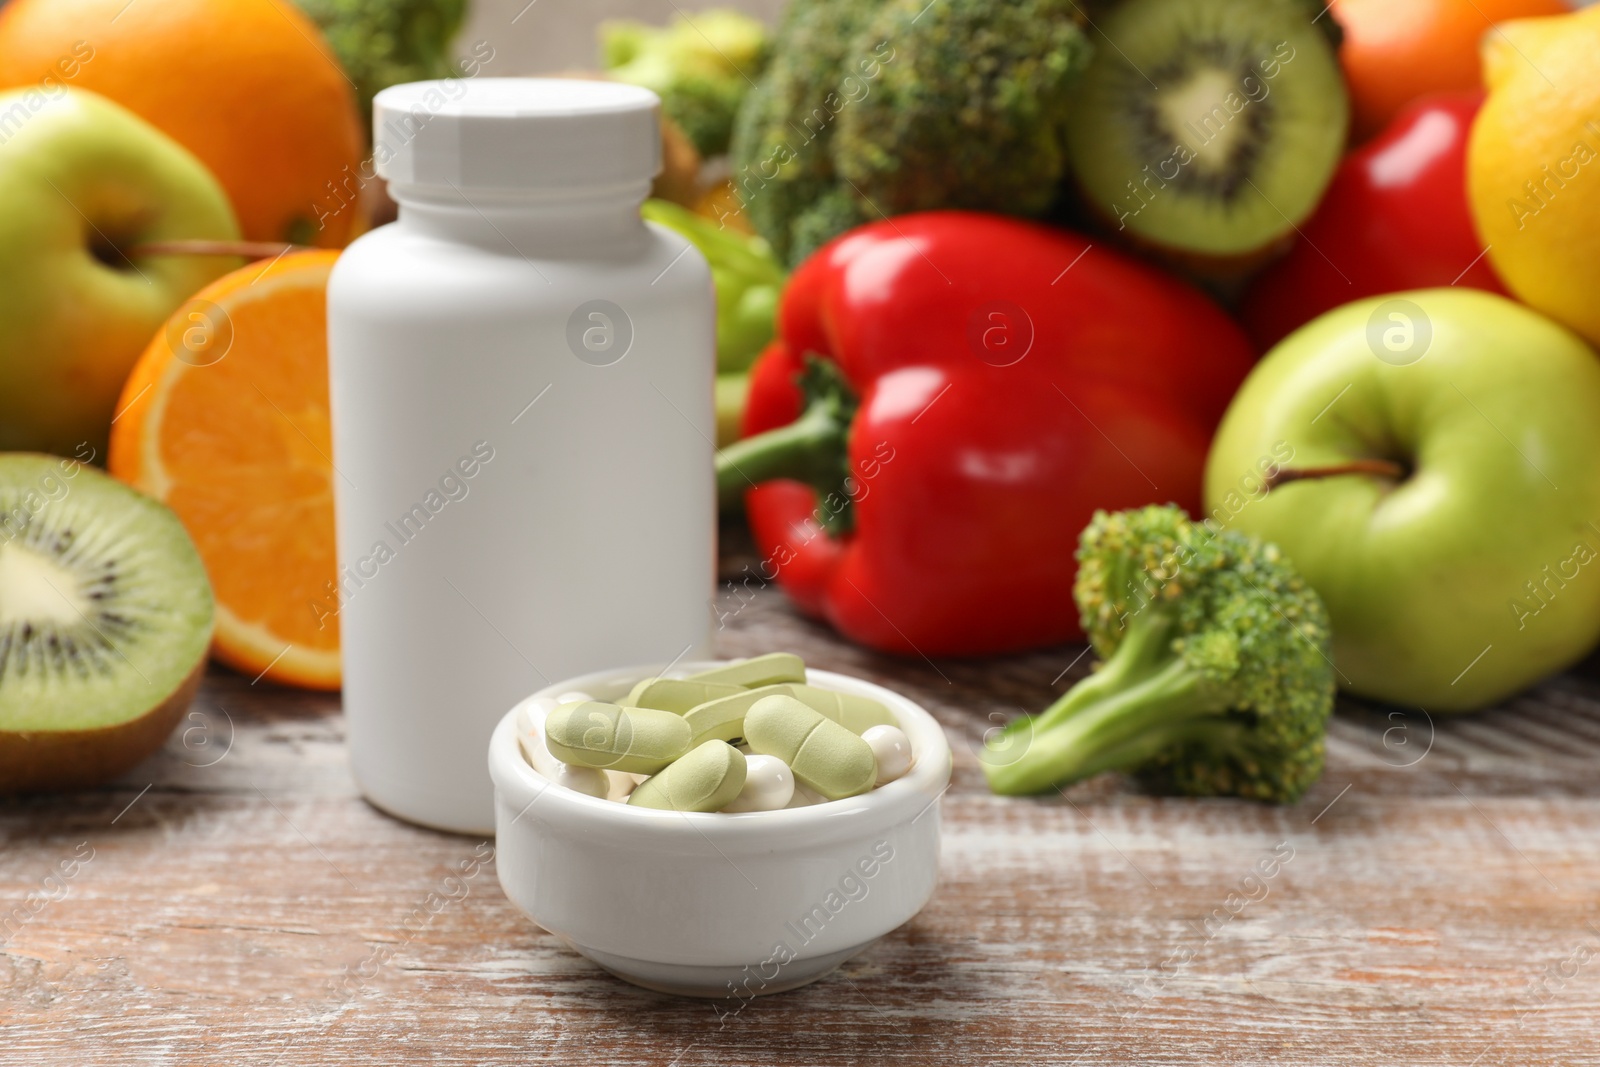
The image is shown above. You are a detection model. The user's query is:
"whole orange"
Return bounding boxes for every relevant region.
[0,0,365,247]
[1332,0,1570,141]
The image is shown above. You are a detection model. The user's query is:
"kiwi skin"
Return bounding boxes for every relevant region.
[1079,201,1298,286]
[0,659,205,794]
[1065,0,1348,282]
[0,453,214,794]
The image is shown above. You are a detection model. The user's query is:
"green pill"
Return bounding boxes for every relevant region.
[681,684,795,745]
[622,677,745,713]
[544,701,691,774]
[687,652,807,688]
[629,740,748,812]
[743,694,876,801]
[787,684,898,735]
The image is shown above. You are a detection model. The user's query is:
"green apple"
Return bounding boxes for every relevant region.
[0,87,239,458]
[1205,288,1600,711]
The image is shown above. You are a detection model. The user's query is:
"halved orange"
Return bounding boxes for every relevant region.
[109,251,341,690]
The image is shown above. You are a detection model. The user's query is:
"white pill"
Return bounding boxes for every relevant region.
[518,710,569,777]
[604,770,638,802]
[786,782,827,808]
[554,763,608,798]
[518,702,618,801]
[517,716,564,779]
[555,690,595,705]
[863,724,913,786]
[516,695,561,738]
[721,754,794,812]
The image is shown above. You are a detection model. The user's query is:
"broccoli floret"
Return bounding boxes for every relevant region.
[294,0,468,133]
[727,0,870,267]
[834,0,1091,219]
[730,0,1092,267]
[982,506,1335,803]
[601,9,772,158]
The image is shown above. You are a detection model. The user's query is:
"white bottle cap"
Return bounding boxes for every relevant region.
[372,77,662,193]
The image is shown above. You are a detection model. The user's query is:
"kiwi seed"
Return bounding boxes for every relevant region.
[0,454,213,793]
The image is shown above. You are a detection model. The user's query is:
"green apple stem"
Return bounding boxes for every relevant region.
[1264,458,1407,491]
[126,240,310,260]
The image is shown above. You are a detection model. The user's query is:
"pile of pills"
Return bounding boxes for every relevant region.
[515,653,914,812]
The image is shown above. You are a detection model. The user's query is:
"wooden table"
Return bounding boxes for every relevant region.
[4,534,1599,1066]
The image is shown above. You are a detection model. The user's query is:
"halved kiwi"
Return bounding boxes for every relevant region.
[1066,0,1348,260]
[0,454,213,793]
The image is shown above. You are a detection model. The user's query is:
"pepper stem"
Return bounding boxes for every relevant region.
[1263,458,1406,491]
[714,356,858,532]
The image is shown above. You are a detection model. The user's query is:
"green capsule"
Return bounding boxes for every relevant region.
[629,741,748,812]
[681,684,795,746]
[544,701,691,774]
[686,652,807,688]
[743,694,876,801]
[622,677,745,713]
[786,683,898,735]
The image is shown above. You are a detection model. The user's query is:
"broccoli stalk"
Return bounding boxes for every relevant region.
[983,506,1335,803]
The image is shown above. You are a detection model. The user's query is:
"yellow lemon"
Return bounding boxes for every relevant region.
[1468,5,1600,347]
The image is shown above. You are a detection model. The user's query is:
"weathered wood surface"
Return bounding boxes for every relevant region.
[4,535,1600,1066]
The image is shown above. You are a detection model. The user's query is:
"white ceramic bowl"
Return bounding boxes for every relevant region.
[488,661,952,998]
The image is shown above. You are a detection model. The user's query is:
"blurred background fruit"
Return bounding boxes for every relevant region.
[653,111,705,206]
[695,180,754,233]
[731,0,1093,268]
[0,88,239,458]
[538,68,706,209]
[640,199,785,444]
[601,7,770,158]
[0,454,214,793]
[0,0,366,247]
[110,251,342,690]
[1241,92,1505,350]
[1209,288,1600,710]
[1468,4,1600,348]
[1066,0,1348,269]
[1331,0,1570,142]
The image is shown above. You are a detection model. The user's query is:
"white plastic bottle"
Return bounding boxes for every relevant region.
[327,79,715,834]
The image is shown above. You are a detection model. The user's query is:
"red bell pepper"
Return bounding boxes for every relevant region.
[1241,91,1507,351]
[716,211,1256,656]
